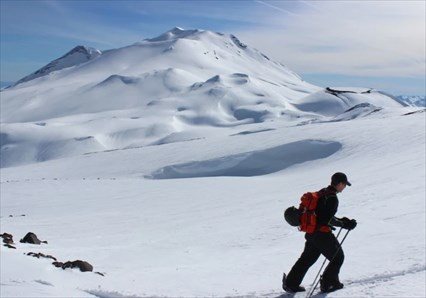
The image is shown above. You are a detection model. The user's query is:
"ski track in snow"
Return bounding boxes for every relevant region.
[79,265,426,298]
[259,265,426,298]
[85,265,426,298]
[346,265,426,286]
[34,279,54,287]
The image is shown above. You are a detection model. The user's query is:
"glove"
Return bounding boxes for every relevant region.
[341,217,357,230]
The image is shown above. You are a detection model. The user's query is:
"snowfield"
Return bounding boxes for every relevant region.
[1,110,425,297]
[1,28,425,297]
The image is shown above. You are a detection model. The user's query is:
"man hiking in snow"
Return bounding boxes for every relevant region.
[283,172,357,293]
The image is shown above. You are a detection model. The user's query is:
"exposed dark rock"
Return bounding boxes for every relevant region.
[3,237,14,244]
[4,244,16,249]
[61,260,93,272]
[27,252,57,261]
[94,271,105,276]
[52,261,64,268]
[230,34,247,49]
[402,109,426,116]
[325,87,357,95]
[1,232,14,244]
[1,232,14,239]
[20,232,48,244]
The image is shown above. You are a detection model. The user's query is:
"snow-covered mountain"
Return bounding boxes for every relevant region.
[0,28,406,168]
[397,95,426,107]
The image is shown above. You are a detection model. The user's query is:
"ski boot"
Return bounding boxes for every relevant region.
[282,273,306,293]
[320,279,344,293]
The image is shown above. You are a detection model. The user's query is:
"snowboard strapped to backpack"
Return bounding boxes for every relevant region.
[284,192,327,233]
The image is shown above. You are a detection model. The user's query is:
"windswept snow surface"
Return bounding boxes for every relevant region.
[1,109,425,297]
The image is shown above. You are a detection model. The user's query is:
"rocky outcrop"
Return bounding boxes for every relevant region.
[20,232,48,244]
[1,232,16,249]
[27,252,57,261]
[53,260,93,272]
[2,230,102,275]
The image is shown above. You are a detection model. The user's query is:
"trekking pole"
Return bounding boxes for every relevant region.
[306,228,350,298]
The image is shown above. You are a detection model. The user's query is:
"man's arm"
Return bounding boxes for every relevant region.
[329,216,344,227]
[330,216,358,230]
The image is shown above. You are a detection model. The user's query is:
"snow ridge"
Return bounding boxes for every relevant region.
[10,45,101,88]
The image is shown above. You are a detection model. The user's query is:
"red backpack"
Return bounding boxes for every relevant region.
[299,192,321,233]
[284,191,330,233]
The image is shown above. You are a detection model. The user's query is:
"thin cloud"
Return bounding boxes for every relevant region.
[236,1,425,78]
[254,0,300,16]
[126,1,276,28]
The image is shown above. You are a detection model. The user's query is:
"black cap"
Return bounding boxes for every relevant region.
[331,172,351,186]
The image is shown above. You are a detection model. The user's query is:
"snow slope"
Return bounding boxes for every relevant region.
[1,27,423,297]
[1,108,425,297]
[0,28,404,168]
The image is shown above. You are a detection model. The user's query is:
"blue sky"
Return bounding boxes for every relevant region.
[1,0,425,95]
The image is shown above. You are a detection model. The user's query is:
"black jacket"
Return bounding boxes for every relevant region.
[316,185,344,228]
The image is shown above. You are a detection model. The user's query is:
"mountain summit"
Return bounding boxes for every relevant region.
[146,26,202,42]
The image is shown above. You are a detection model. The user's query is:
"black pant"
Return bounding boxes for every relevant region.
[286,231,344,287]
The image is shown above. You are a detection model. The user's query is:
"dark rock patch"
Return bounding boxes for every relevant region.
[3,237,14,244]
[3,231,100,275]
[325,87,357,95]
[60,260,93,272]
[52,261,64,268]
[1,232,14,245]
[20,232,48,244]
[27,252,57,261]
[402,109,425,116]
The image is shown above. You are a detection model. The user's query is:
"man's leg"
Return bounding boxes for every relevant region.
[314,232,345,286]
[286,236,321,288]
